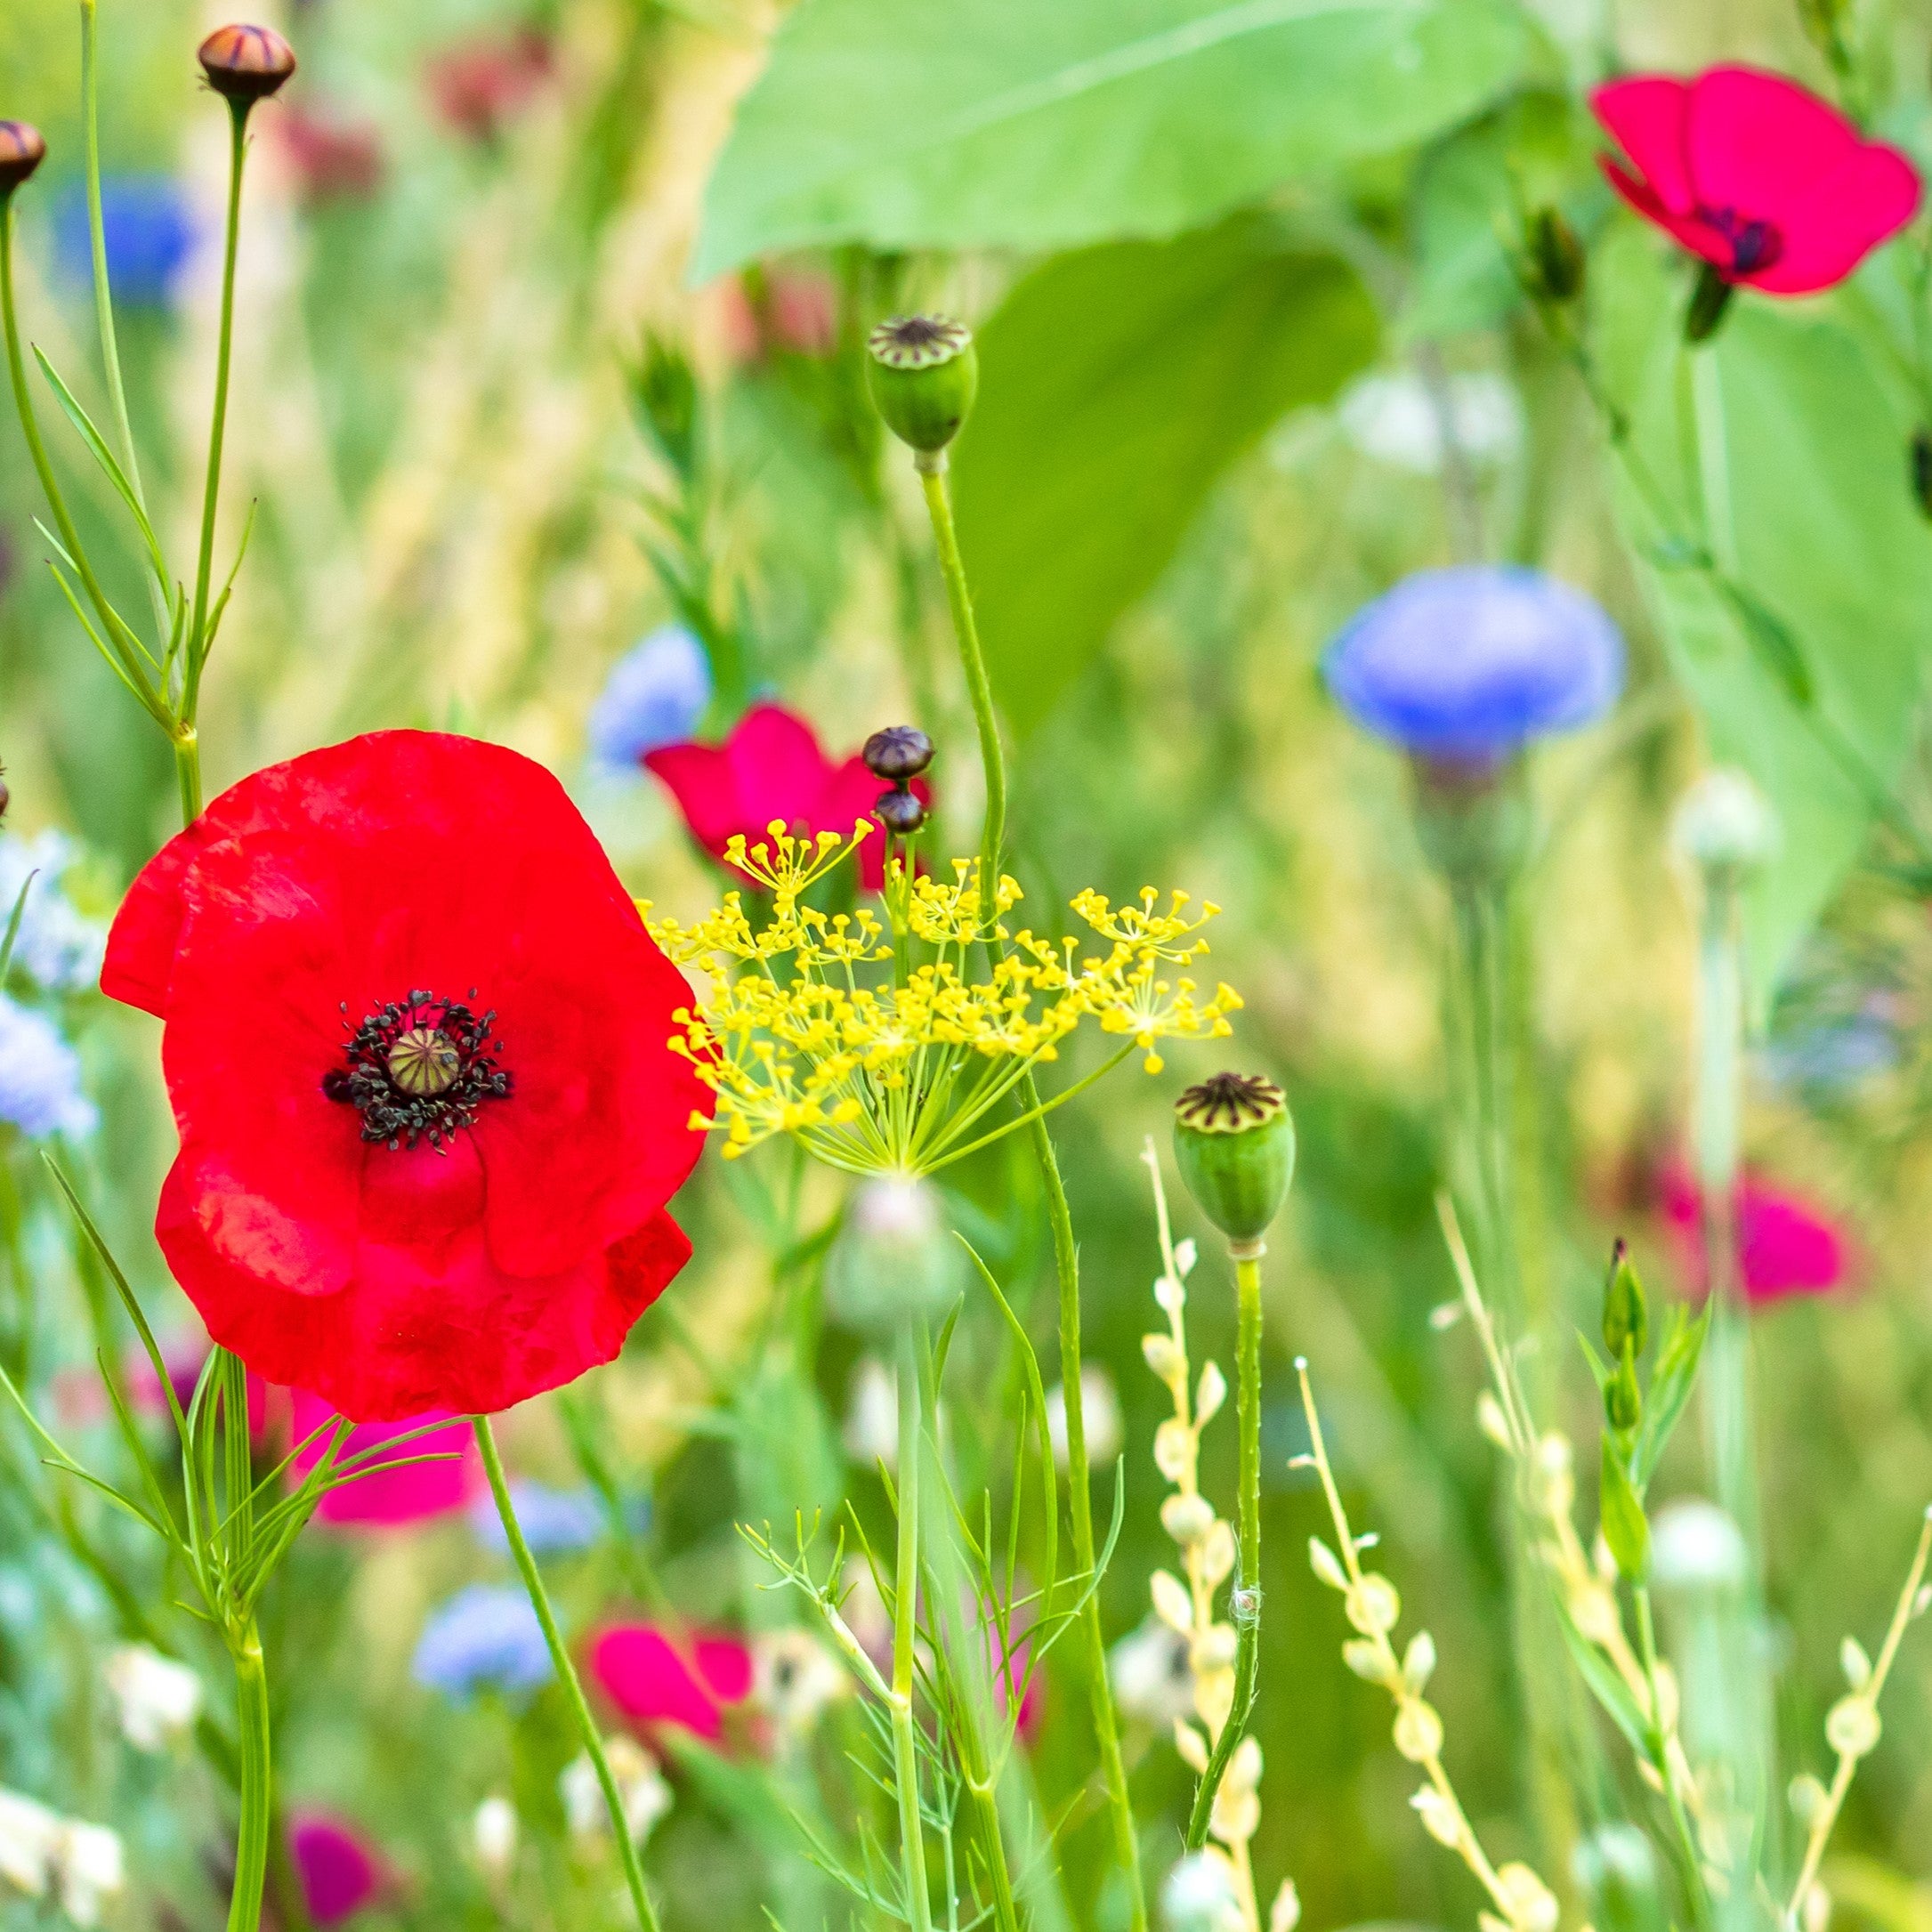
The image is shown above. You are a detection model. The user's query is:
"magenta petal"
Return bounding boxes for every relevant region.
[289,1389,481,1526]
[643,741,743,857]
[725,704,839,837]
[592,1625,726,1740]
[693,1635,755,1703]
[291,1813,381,1925]
[1685,65,1863,227]
[1592,76,1696,214]
[1746,143,1923,293]
[1736,1183,1849,1303]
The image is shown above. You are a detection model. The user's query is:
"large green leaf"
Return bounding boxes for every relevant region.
[1596,230,1931,1013]
[695,0,1536,277]
[950,218,1379,734]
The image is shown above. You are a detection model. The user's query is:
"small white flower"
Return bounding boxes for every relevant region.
[473,1795,518,1876]
[753,1628,847,1732]
[0,1788,59,1899]
[1046,1364,1123,1471]
[1650,1500,1748,1594]
[562,1739,670,1847]
[1337,369,1524,475]
[1109,1619,1195,1727]
[1163,1850,1245,1932]
[105,1645,203,1753]
[843,1358,899,1468]
[53,1821,124,1928]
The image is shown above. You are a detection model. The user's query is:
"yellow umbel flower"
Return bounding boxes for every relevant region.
[644,831,1241,1175]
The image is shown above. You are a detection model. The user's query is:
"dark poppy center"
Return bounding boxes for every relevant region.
[1700,206,1783,277]
[323,990,511,1151]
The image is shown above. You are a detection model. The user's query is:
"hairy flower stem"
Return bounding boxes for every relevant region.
[225,1624,272,1932]
[1185,1249,1264,1848]
[906,433,1145,1932]
[188,101,249,718]
[893,1330,935,1932]
[915,455,1004,922]
[1691,859,1778,1896]
[474,1416,664,1932]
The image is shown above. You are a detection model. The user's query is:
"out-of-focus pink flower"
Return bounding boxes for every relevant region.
[289,1811,384,1925]
[1593,67,1920,295]
[645,703,924,893]
[590,1623,753,1742]
[1660,1164,1852,1305]
[715,271,839,364]
[289,1389,482,1527]
[1000,1633,1042,1745]
[274,106,384,201]
[425,29,553,144]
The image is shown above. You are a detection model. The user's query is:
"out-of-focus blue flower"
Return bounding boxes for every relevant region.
[0,993,95,1140]
[1322,565,1623,760]
[1761,1010,1899,1091]
[587,626,712,771]
[54,179,196,309]
[468,1482,606,1556]
[0,833,108,993]
[411,1585,553,1699]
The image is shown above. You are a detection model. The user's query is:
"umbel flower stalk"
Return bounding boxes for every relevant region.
[868,312,1146,1932]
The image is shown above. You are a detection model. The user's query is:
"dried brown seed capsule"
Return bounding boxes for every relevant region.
[876,787,928,837]
[198,25,297,104]
[863,725,934,783]
[0,123,48,195]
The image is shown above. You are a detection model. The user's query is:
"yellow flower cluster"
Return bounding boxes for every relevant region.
[644,823,1241,1175]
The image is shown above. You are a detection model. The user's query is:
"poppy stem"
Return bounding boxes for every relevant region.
[473,1415,664,1932]
[890,1328,935,1932]
[224,1622,272,1932]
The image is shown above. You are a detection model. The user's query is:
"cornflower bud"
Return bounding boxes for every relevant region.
[1527,206,1586,302]
[1600,1239,1647,1359]
[866,315,978,455]
[1172,1072,1295,1250]
[198,25,297,105]
[863,725,933,782]
[0,123,47,196]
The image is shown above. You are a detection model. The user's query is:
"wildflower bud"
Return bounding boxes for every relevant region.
[633,335,699,479]
[1605,1340,1641,1433]
[1910,429,1932,521]
[198,25,297,105]
[1160,1492,1217,1547]
[0,122,47,196]
[1672,768,1777,877]
[825,1176,964,1332]
[1172,1072,1295,1251]
[1600,1239,1647,1360]
[863,725,934,782]
[1162,1850,1245,1932]
[866,315,978,456]
[1685,263,1734,344]
[875,786,927,837]
[1526,206,1586,303]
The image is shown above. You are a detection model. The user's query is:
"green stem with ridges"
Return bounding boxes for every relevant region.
[474,1416,663,1932]
[224,1624,271,1932]
[893,1330,935,1932]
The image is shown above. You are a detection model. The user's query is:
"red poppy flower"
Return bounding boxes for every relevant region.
[287,1389,481,1527]
[644,702,922,892]
[590,1623,753,1742]
[1660,1163,1852,1305]
[101,732,709,1423]
[1593,66,1920,295]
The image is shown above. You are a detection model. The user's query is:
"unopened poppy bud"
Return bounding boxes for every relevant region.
[1172,1072,1295,1251]
[863,725,933,782]
[1527,206,1586,302]
[1600,1239,1647,1359]
[198,25,297,104]
[1910,430,1932,521]
[876,787,927,837]
[866,315,977,456]
[0,122,47,196]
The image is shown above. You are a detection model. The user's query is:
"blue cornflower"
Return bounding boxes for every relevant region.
[411,1585,553,1700]
[468,1482,607,1556]
[1322,565,1623,760]
[54,178,196,309]
[586,626,712,770]
[0,993,95,1140]
[0,833,108,993]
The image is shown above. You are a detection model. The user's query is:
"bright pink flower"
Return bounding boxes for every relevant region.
[425,30,552,144]
[590,1623,753,1742]
[1660,1164,1852,1305]
[287,1389,482,1527]
[715,272,839,363]
[289,1811,384,1925]
[644,703,921,893]
[1593,67,1920,295]
[274,107,384,202]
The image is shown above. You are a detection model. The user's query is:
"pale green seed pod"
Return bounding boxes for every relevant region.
[866,315,978,455]
[1172,1072,1295,1249]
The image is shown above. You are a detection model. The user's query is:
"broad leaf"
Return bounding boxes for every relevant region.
[952,218,1379,733]
[696,0,1537,276]
[1595,229,1932,1014]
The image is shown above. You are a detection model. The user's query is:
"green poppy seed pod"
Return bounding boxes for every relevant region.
[863,725,933,783]
[198,24,297,103]
[0,123,47,196]
[1172,1072,1295,1253]
[866,315,977,455]
[1527,206,1586,303]
[1600,1239,1648,1360]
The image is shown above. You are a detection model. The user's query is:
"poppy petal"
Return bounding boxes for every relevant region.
[1742,142,1923,293]
[1592,76,1696,214]
[1685,65,1862,229]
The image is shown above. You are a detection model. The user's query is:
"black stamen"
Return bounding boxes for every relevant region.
[326,990,512,1152]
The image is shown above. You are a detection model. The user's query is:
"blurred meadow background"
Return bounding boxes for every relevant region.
[9,0,1932,1928]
